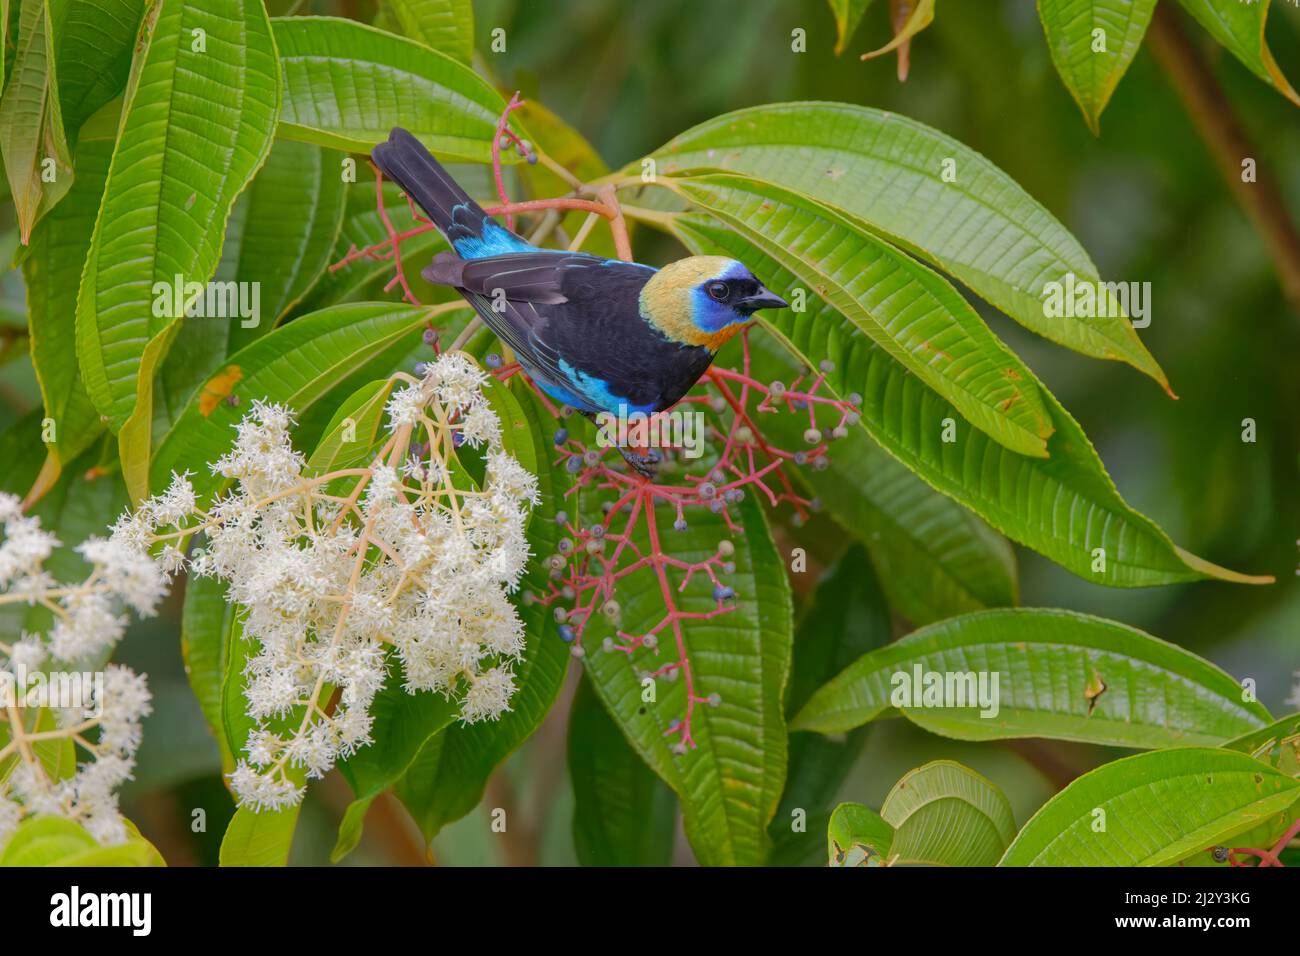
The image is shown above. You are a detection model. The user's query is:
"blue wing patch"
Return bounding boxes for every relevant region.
[452,216,536,259]
[554,359,657,416]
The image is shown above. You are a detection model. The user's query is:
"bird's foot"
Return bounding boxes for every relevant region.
[618,445,661,479]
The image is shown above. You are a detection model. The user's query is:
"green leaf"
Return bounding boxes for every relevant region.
[272,16,508,161]
[154,139,351,436]
[827,802,893,865]
[224,139,349,351]
[770,547,890,866]
[880,760,1016,866]
[581,495,793,867]
[380,0,473,64]
[827,0,876,55]
[792,608,1272,746]
[1224,713,1300,778]
[52,0,144,138]
[73,0,280,501]
[331,678,458,863]
[645,102,1168,388]
[179,574,238,773]
[150,302,444,505]
[0,0,74,243]
[393,381,571,843]
[569,676,677,867]
[219,803,300,867]
[668,173,1056,459]
[0,816,164,866]
[22,135,111,466]
[1177,0,1300,108]
[664,211,1259,588]
[1001,748,1300,866]
[743,326,1017,624]
[1037,0,1157,134]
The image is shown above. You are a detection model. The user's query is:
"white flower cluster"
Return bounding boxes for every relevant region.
[0,495,158,847]
[175,353,538,810]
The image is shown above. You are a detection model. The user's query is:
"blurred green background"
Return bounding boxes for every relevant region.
[2,0,1298,865]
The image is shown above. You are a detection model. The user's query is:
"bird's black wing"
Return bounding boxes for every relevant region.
[423,252,656,405]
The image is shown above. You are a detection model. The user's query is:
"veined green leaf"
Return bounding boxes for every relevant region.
[23,135,111,467]
[827,0,876,55]
[272,16,508,161]
[1001,749,1300,866]
[394,381,571,844]
[1037,0,1157,134]
[380,0,473,64]
[771,547,890,866]
[225,139,349,351]
[331,677,458,863]
[740,313,1017,623]
[219,803,299,867]
[644,102,1168,387]
[0,816,164,866]
[52,0,144,138]
[73,0,279,500]
[1177,0,1300,108]
[581,494,793,867]
[880,760,1016,866]
[0,0,74,243]
[669,174,1055,459]
[155,139,350,436]
[828,802,893,866]
[663,211,1260,588]
[1224,713,1300,777]
[569,676,677,867]
[179,574,238,773]
[150,302,450,505]
[792,608,1272,746]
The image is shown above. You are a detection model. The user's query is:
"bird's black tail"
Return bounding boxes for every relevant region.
[371,128,505,253]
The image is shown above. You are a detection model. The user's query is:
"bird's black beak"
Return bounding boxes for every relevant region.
[736,286,789,314]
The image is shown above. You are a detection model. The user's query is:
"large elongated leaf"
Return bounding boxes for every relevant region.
[150,302,445,504]
[393,381,570,843]
[52,0,144,137]
[1177,0,1300,108]
[569,676,677,867]
[742,325,1017,623]
[380,0,473,64]
[644,102,1167,387]
[665,212,1261,588]
[792,608,1272,746]
[272,16,507,161]
[581,495,793,867]
[770,547,890,866]
[1001,749,1300,866]
[880,760,1016,866]
[22,136,110,467]
[331,679,458,863]
[74,0,279,500]
[1037,0,1157,133]
[0,0,73,243]
[670,174,1054,459]
[179,574,238,773]
[155,138,350,433]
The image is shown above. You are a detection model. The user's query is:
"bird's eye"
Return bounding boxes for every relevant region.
[707,281,729,301]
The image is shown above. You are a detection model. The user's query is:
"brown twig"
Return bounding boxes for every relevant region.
[1147,4,1300,313]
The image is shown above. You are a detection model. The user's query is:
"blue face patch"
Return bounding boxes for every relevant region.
[451,215,535,259]
[690,262,755,333]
